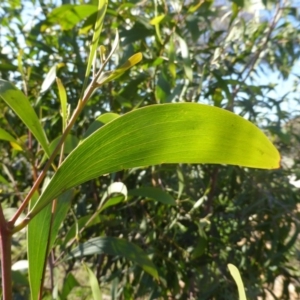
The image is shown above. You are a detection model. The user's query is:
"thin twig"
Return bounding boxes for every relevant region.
[9,69,105,231]
[227,2,283,111]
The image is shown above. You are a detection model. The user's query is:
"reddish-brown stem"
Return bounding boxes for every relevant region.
[4,53,107,300]
[8,135,65,227]
[0,204,12,300]
[5,82,101,300]
[8,100,80,226]
[9,79,101,229]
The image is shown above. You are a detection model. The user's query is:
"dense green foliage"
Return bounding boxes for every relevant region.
[0,0,300,299]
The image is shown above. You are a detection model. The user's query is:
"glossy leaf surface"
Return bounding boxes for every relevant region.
[29,103,280,216]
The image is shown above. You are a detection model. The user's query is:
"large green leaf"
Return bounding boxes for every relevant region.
[0,80,50,156]
[66,237,158,279]
[29,103,280,217]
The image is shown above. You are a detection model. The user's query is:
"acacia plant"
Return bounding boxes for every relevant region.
[0,0,281,299]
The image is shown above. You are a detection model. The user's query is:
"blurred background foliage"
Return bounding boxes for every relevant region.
[1,0,300,299]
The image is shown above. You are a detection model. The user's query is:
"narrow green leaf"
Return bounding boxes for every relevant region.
[29,103,280,216]
[176,167,184,199]
[0,172,9,184]
[228,264,247,300]
[79,11,98,35]
[0,80,50,157]
[84,263,102,300]
[28,191,51,300]
[155,70,171,102]
[84,0,107,88]
[10,141,23,151]
[99,195,124,213]
[82,112,119,139]
[17,49,25,81]
[56,77,68,131]
[50,189,74,248]
[28,190,73,300]
[230,3,239,26]
[175,34,193,81]
[2,164,15,186]
[61,273,79,299]
[155,23,163,44]
[97,112,120,124]
[39,135,79,166]
[111,278,118,300]
[188,1,204,13]
[149,14,165,25]
[66,237,158,279]
[97,52,143,85]
[129,187,176,205]
[0,128,19,143]
[149,14,165,44]
[40,65,56,94]
[191,235,207,259]
[49,134,79,155]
